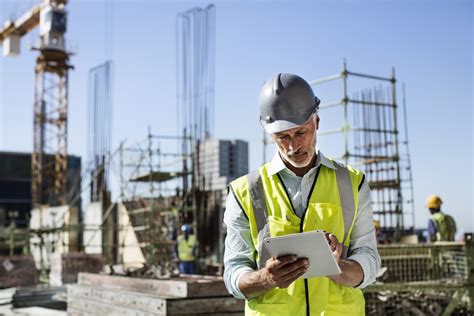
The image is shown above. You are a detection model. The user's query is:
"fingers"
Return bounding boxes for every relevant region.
[274,257,308,276]
[264,256,309,288]
[265,254,297,271]
[326,233,343,262]
[325,233,339,251]
[276,261,310,288]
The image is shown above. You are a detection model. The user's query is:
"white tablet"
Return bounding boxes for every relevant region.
[264,230,341,279]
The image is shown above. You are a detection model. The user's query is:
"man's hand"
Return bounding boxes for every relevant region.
[261,255,309,289]
[326,233,343,263]
[239,255,309,298]
[325,234,365,287]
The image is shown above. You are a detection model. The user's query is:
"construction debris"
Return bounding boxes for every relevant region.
[364,235,474,314]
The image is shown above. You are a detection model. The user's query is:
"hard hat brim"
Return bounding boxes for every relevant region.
[260,119,302,134]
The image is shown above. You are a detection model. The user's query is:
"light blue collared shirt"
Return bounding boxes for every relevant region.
[223,150,381,299]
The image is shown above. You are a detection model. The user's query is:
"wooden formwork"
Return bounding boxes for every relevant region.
[67,273,244,315]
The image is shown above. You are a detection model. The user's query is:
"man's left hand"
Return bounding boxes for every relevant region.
[325,233,342,263]
[325,233,365,287]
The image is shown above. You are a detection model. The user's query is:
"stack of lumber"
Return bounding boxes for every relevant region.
[68,273,244,315]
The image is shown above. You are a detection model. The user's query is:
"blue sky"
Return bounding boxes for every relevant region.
[1,0,472,233]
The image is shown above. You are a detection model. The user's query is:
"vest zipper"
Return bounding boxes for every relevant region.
[299,166,321,316]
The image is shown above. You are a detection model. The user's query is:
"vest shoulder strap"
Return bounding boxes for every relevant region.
[247,168,268,233]
[332,161,357,257]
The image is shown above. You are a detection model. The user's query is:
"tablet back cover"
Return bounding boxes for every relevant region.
[264,231,341,279]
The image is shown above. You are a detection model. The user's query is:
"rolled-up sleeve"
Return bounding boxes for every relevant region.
[347,180,381,289]
[223,191,257,299]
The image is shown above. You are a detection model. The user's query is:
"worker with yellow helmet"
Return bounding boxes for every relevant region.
[426,195,456,242]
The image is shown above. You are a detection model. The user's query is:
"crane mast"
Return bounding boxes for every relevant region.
[0,0,72,206]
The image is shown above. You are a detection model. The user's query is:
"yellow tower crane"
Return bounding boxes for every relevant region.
[0,0,72,206]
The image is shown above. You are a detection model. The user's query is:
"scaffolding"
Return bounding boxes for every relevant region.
[118,128,193,275]
[308,61,415,239]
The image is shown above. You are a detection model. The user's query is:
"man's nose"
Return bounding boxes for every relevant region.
[288,137,300,152]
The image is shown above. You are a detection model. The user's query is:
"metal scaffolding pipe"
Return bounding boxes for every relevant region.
[346,70,393,82]
[308,73,342,85]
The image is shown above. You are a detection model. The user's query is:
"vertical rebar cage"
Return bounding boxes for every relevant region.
[87,60,114,203]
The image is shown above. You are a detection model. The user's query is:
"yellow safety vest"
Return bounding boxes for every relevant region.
[178,234,196,262]
[229,160,365,316]
[431,212,456,241]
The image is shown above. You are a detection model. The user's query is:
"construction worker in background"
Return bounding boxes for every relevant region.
[176,224,197,274]
[426,195,457,242]
[223,73,380,315]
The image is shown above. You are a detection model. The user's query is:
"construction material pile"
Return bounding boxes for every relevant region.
[364,236,474,315]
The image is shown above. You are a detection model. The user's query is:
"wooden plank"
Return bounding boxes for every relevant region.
[68,284,245,315]
[68,298,158,316]
[66,308,84,316]
[78,273,228,298]
[68,284,167,314]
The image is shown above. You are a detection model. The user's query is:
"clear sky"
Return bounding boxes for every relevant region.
[0,0,472,233]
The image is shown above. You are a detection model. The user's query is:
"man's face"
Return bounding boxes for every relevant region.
[271,115,319,168]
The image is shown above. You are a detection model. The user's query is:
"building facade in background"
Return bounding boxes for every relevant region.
[0,151,82,229]
[196,139,248,192]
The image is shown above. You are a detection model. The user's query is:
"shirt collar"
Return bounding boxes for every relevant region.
[266,148,336,177]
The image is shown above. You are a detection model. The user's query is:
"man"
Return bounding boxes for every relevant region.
[426,195,457,242]
[223,73,380,315]
[176,224,197,274]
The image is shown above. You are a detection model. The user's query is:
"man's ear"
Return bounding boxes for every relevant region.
[316,115,320,130]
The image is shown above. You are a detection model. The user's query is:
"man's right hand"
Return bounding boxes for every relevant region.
[239,255,309,298]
